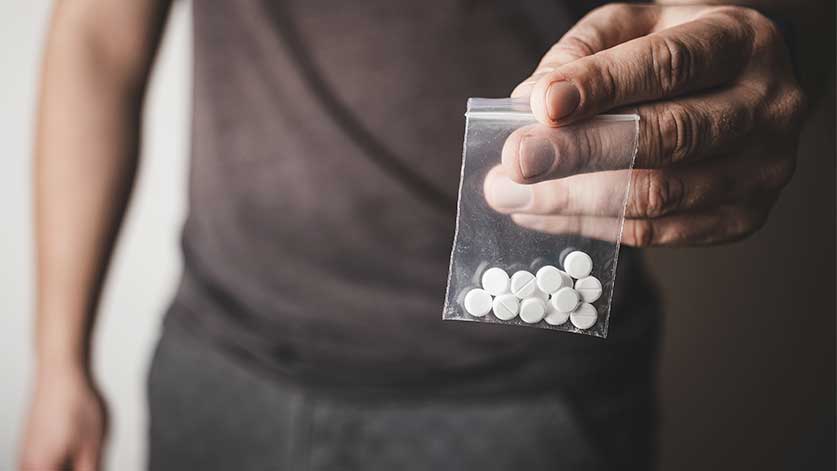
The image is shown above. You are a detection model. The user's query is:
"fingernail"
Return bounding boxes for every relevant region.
[488,176,531,210]
[545,81,580,121]
[519,136,554,179]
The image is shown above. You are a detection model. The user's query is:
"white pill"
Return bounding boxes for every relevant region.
[510,270,537,299]
[492,294,520,320]
[574,276,603,303]
[519,298,546,324]
[463,288,493,317]
[481,267,510,296]
[550,287,580,313]
[533,287,550,302]
[544,302,570,326]
[570,303,598,330]
[559,271,574,289]
[535,265,571,294]
[564,251,593,279]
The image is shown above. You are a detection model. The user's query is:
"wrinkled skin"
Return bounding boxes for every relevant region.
[485,3,807,246]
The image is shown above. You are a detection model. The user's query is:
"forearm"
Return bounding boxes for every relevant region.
[33,0,170,376]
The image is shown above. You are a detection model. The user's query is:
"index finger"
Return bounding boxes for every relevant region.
[503,84,761,183]
[511,4,660,98]
[531,9,756,126]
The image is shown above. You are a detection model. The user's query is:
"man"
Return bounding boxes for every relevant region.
[20,0,822,469]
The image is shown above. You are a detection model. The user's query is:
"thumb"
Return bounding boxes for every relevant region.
[512,4,657,98]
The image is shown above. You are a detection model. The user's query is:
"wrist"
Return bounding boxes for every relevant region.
[35,356,91,384]
[34,304,95,378]
[34,334,91,382]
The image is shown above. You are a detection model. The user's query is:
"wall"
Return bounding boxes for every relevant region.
[0,2,833,470]
[653,90,836,470]
[0,2,190,470]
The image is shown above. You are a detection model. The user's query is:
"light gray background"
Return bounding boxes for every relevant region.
[1,2,833,470]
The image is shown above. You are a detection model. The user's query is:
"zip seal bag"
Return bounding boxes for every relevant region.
[443,98,639,338]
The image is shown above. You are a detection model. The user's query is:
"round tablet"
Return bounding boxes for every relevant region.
[481,267,510,296]
[463,288,493,317]
[492,294,520,321]
[570,303,598,330]
[544,303,570,326]
[574,276,603,303]
[519,298,546,324]
[533,287,550,302]
[535,265,569,294]
[564,251,593,279]
[550,287,580,313]
[559,247,576,266]
[510,270,537,299]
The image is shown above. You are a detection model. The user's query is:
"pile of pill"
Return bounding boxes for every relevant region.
[462,251,602,330]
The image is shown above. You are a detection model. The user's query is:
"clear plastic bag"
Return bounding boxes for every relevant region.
[443,98,639,338]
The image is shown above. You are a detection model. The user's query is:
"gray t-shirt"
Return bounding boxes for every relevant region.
[167,0,659,395]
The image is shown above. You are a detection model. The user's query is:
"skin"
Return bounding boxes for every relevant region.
[18,1,830,470]
[485,2,825,247]
[19,1,171,470]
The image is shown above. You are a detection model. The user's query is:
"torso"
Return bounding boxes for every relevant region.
[168,0,659,394]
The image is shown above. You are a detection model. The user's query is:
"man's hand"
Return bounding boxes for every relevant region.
[486,3,807,246]
[19,369,108,471]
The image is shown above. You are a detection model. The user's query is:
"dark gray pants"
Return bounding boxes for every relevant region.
[148,325,655,470]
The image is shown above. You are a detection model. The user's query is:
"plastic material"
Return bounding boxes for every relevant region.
[570,303,598,330]
[574,276,603,303]
[564,251,594,279]
[464,288,493,317]
[481,267,510,296]
[510,270,537,299]
[443,97,639,337]
[520,298,547,324]
[492,294,520,320]
[535,265,569,294]
[551,287,581,313]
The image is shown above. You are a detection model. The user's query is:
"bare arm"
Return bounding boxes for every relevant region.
[22,0,171,469]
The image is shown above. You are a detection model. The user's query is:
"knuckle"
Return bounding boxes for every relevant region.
[742,7,782,42]
[577,127,602,171]
[580,58,620,105]
[759,20,784,50]
[629,219,656,247]
[591,3,638,21]
[643,171,682,218]
[712,5,767,29]
[552,35,599,60]
[638,111,663,167]
[761,158,797,190]
[779,86,809,127]
[728,212,751,240]
[731,206,769,241]
[650,36,693,94]
[544,183,571,214]
[717,6,783,54]
[717,102,755,144]
[666,223,695,246]
[758,83,808,134]
[658,104,698,165]
[789,87,809,119]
